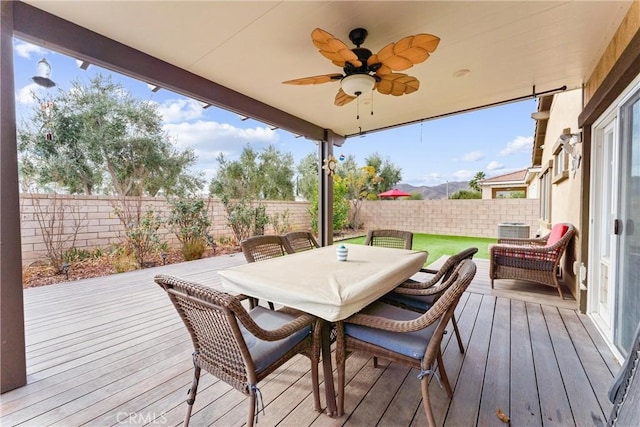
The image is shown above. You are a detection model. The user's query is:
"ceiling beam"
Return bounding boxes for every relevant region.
[11,1,330,142]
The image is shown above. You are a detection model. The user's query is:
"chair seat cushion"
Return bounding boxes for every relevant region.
[383,291,436,312]
[242,306,311,373]
[545,224,569,247]
[345,302,437,360]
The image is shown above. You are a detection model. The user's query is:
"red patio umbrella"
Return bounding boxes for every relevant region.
[378,188,411,199]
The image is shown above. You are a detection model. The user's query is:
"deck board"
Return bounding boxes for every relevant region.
[527,303,574,426]
[0,254,619,426]
[477,297,510,427]
[560,309,615,416]
[509,299,541,426]
[444,295,495,426]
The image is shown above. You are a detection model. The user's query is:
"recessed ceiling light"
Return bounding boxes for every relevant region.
[453,69,470,78]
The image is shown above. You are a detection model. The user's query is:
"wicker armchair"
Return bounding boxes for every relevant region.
[489,223,575,298]
[364,229,413,249]
[155,274,321,427]
[284,231,320,253]
[335,259,476,425]
[382,247,478,353]
[240,235,295,309]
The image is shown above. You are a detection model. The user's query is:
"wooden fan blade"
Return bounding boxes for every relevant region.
[283,73,343,85]
[335,88,356,106]
[376,73,420,96]
[375,33,440,71]
[312,28,362,68]
[367,54,392,75]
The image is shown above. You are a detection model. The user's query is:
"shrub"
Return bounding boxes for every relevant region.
[252,205,269,236]
[62,247,104,263]
[181,239,207,261]
[124,208,163,267]
[28,193,86,273]
[450,189,482,199]
[221,196,270,242]
[309,175,349,234]
[168,197,211,261]
[111,245,138,273]
[271,209,292,234]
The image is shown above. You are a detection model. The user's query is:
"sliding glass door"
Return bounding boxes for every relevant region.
[615,90,640,354]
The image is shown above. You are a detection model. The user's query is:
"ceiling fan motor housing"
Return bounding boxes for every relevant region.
[348,28,368,47]
[345,47,374,75]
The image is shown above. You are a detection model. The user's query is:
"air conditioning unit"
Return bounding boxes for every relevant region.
[497,222,530,239]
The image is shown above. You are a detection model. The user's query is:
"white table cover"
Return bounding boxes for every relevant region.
[219,244,428,321]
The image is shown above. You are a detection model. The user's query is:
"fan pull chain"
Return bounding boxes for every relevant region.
[420,120,423,144]
[356,96,360,120]
[370,91,374,116]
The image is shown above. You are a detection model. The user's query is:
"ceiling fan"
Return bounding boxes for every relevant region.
[283,27,439,106]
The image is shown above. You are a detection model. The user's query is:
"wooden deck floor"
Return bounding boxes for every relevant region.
[0,254,620,426]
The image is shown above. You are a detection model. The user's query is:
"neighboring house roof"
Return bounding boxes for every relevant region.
[480,169,528,186]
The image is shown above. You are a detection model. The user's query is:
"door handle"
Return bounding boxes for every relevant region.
[613,219,622,235]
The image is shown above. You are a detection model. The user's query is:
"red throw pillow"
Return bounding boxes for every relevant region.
[546,224,569,247]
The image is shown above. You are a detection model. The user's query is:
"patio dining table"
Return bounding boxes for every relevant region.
[218,243,428,416]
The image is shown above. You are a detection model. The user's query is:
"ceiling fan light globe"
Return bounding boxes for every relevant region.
[341,74,375,97]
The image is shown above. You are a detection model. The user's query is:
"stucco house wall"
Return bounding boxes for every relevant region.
[527,177,539,199]
[538,89,584,298]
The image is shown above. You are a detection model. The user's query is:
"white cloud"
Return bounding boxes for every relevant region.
[164,120,279,181]
[405,172,447,187]
[451,169,475,181]
[500,135,533,156]
[164,120,277,149]
[407,169,477,186]
[14,41,48,59]
[462,150,484,162]
[155,99,205,123]
[16,83,45,105]
[487,160,504,171]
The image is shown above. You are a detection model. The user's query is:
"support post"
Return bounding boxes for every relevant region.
[318,133,334,247]
[0,1,27,393]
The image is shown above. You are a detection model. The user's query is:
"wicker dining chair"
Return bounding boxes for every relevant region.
[284,231,320,253]
[382,247,478,353]
[364,229,413,249]
[490,223,575,298]
[335,259,477,425]
[155,274,321,427]
[240,235,295,309]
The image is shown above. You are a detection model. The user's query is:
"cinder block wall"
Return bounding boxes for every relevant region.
[356,199,540,238]
[20,194,312,265]
[20,195,538,265]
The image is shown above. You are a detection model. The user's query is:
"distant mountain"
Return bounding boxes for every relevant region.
[396,181,470,200]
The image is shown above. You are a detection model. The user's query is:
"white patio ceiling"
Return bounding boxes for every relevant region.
[24,1,631,139]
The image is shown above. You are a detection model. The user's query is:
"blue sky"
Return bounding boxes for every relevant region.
[13,39,536,187]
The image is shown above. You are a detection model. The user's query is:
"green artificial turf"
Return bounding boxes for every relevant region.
[339,233,496,264]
